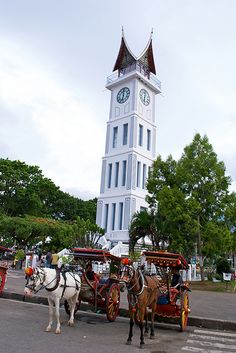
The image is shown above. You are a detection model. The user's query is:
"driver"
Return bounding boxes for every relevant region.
[171,268,183,289]
[85,263,100,282]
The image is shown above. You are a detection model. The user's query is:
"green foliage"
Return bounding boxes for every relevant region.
[216,257,231,275]
[15,249,25,260]
[72,216,104,248]
[130,133,235,270]
[0,158,97,222]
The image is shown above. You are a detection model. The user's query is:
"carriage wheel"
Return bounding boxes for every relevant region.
[106,283,120,322]
[64,298,81,317]
[180,290,189,331]
[0,270,6,294]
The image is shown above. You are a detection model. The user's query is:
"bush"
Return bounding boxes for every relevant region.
[214,273,222,281]
[216,257,231,275]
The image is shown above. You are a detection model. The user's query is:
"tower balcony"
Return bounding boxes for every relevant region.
[106,62,161,93]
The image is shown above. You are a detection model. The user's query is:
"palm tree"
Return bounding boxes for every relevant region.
[129,209,156,254]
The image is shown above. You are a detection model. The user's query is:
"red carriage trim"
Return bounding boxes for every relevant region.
[142,250,189,269]
[71,247,121,263]
[0,245,13,252]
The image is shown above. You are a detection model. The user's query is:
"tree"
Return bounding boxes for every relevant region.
[0,158,97,222]
[129,209,155,253]
[72,216,104,248]
[177,134,231,279]
[142,133,233,279]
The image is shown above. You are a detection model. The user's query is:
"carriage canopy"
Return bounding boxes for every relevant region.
[142,250,189,270]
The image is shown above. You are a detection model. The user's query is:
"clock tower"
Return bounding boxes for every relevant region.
[96,31,161,245]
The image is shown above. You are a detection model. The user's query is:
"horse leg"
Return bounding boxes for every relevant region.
[139,320,145,348]
[139,307,146,348]
[144,309,149,335]
[126,315,134,345]
[54,297,61,334]
[45,297,54,332]
[150,303,156,339]
[67,293,78,327]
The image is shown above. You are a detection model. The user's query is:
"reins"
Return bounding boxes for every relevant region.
[126,268,146,297]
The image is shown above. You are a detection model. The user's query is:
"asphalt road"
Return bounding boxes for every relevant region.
[1,299,236,353]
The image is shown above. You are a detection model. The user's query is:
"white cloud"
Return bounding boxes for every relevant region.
[0,37,104,198]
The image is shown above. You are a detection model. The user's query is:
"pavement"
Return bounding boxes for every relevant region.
[1,269,236,331]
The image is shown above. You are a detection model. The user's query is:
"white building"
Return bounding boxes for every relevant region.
[96,31,161,244]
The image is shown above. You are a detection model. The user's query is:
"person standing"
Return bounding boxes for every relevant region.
[51,250,59,269]
[45,251,52,268]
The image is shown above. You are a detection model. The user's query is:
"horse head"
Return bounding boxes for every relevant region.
[24,267,45,296]
[119,258,135,285]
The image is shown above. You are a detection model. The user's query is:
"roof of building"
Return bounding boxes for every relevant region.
[113,29,156,75]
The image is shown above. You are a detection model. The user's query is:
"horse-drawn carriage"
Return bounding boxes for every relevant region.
[142,250,191,331]
[64,248,121,322]
[0,245,13,294]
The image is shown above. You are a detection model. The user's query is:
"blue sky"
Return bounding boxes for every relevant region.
[0,1,236,199]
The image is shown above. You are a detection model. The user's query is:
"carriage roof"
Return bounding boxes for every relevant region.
[71,247,121,263]
[0,245,13,253]
[142,250,189,270]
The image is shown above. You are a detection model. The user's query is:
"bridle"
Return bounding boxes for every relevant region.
[120,265,146,296]
[25,268,58,294]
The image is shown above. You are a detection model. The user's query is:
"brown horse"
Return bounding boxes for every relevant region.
[120,261,160,348]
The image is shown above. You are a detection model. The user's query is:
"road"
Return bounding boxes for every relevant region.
[1,299,236,353]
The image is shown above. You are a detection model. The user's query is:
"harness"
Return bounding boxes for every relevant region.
[127,269,146,296]
[25,268,81,298]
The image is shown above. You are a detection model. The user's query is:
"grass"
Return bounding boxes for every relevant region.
[189,280,236,293]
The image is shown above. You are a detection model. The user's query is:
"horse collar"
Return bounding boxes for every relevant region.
[45,270,60,292]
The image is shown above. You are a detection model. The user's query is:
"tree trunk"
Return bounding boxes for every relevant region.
[197,215,205,281]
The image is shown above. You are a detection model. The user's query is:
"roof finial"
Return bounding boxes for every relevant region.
[151,28,153,39]
[122,26,124,37]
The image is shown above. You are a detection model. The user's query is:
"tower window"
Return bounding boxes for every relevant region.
[118,202,123,230]
[142,164,147,189]
[147,129,151,151]
[139,124,143,146]
[115,162,119,187]
[111,203,116,230]
[104,204,109,232]
[123,123,128,145]
[122,160,127,186]
[137,161,141,187]
[108,163,112,188]
[113,126,118,148]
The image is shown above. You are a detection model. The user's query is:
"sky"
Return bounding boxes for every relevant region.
[0,1,236,199]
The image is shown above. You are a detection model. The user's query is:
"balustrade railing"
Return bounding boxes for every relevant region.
[106,62,161,90]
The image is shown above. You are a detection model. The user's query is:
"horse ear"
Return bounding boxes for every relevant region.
[25,267,34,276]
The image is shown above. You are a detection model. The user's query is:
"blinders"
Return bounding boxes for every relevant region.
[119,264,134,284]
[25,268,45,293]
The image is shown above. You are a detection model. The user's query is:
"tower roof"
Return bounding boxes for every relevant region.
[113,31,156,75]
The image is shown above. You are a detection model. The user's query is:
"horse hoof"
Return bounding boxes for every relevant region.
[150,335,155,340]
[55,329,61,334]
[126,341,132,345]
[140,343,145,349]
[45,327,51,332]
[67,321,74,327]
[144,332,148,337]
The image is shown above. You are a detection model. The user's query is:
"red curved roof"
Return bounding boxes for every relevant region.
[71,247,121,263]
[142,250,189,270]
[0,245,13,253]
[113,34,156,75]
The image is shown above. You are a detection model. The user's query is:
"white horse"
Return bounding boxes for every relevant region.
[24,267,81,334]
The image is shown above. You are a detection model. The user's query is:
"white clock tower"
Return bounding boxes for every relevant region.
[96,31,161,244]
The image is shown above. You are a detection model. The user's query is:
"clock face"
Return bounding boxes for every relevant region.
[139,89,150,106]
[117,87,130,104]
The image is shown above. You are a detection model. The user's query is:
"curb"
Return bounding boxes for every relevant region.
[1,291,236,331]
